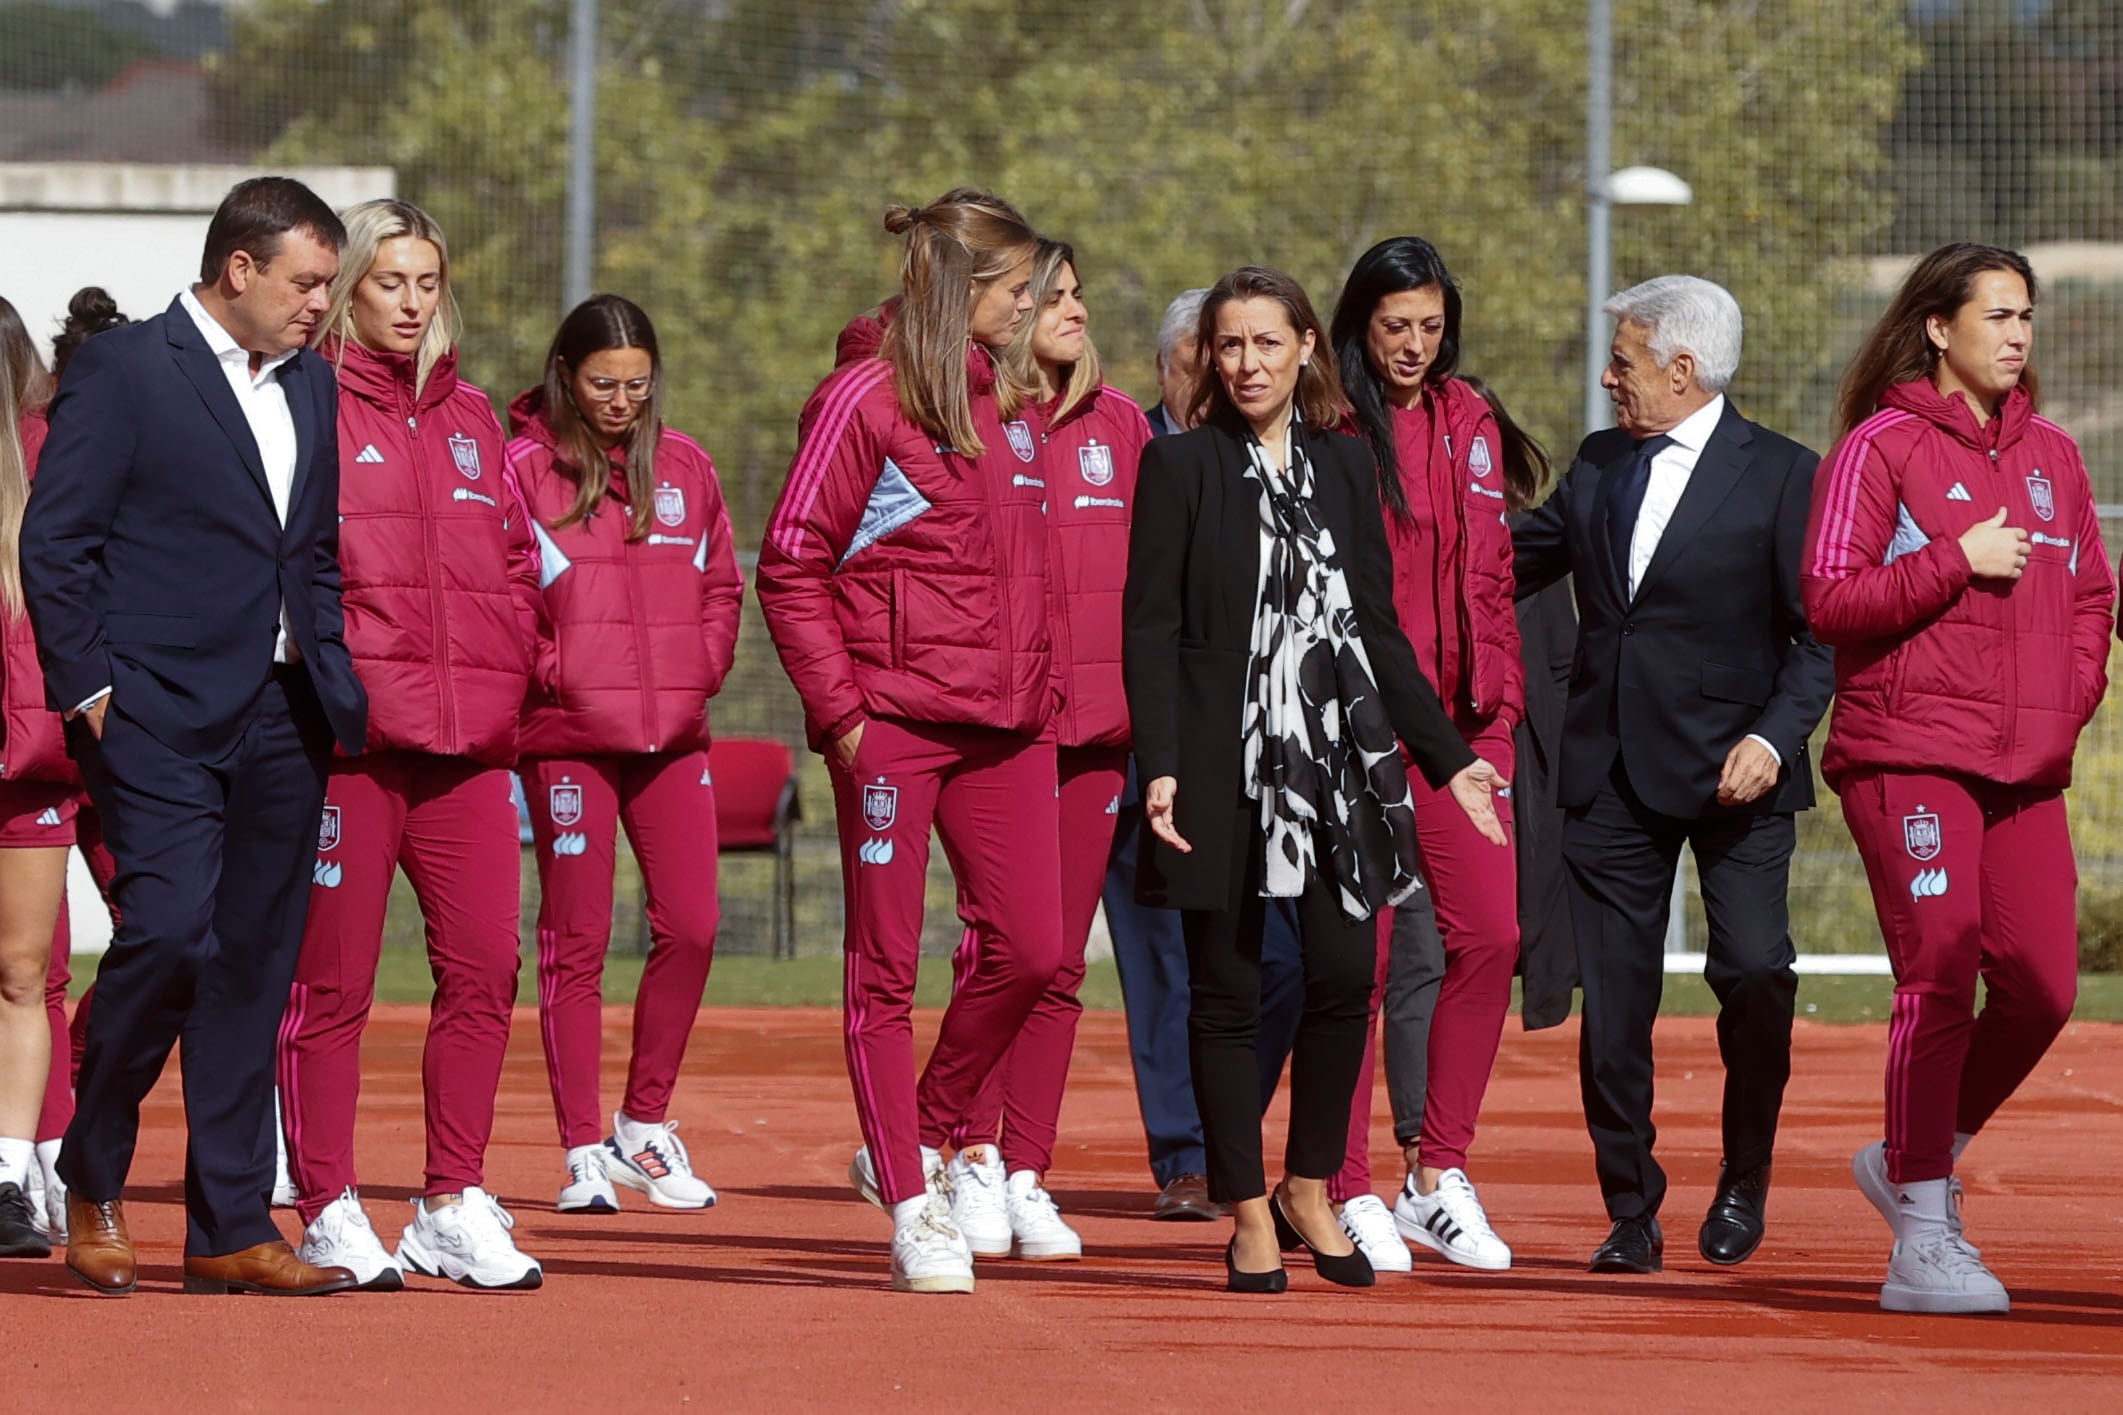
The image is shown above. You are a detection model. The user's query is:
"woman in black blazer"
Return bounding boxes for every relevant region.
[1121,266,1507,1292]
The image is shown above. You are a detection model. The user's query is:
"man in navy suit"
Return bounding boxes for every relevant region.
[23,176,370,1296]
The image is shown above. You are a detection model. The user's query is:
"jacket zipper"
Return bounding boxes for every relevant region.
[987,437,1019,726]
[1991,443,2016,773]
[409,395,457,752]
[1045,423,1071,742]
[625,507,660,752]
[1443,428,1478,716]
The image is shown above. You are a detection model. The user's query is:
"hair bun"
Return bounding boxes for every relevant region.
[64,287,126,335]
[882,204,924,236]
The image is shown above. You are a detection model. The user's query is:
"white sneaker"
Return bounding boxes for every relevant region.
[1004,1170,1082,1261]
[1394,1168,1512,1271]
[850,1144,948,1212]
[395,1188,543,1291]
[891,1193,975,1294]
[1852,1143,1973,1251]
[946,1145,1012,1258]
[604,1114,716,1210]
[34,1140,64,1243]
[558,1144,620,1213]
[271,1091,297,1208]
[298,1188,404,1291]
[1338,1193,1413,1273]
[1881,1229,2009,1314]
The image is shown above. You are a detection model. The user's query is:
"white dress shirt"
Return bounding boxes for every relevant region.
[179,288,300,665]
[1621,393,1782,769]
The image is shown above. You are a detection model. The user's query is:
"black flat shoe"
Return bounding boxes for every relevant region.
[1225,1238,1288,1294]
[0,1182,51,1259]
[1589,1214,1663,1273]
[1271,1190,1375,1288]
[1699,1163,1771,1266]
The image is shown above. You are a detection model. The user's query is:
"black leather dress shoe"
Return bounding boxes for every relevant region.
[1698,1163,1771,1266]
[1589,1215,1663,1273]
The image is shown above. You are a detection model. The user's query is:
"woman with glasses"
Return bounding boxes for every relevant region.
[275,199,546,1292]
[506,293,742,1223]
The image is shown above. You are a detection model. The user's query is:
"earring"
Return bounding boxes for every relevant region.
[1301,358,1310,367]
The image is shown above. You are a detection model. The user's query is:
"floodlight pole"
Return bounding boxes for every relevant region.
[563,0,599,312]
[1585,0,1613,437]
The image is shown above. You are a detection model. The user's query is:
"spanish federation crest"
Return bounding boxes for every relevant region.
[317,805,341,853]
[2026,473,2054,522]
[1005,420,1037,463]
[1903,809,1941,862]
[447,433,482,480]
[654,484,686,527]
[1078,441,1114,487]
[1468,435,1494,479]
[549,782,584,828]
[862,781,899,832]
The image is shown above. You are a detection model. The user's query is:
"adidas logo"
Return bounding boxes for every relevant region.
[355,444,385,464]
[858,837,894,866]
[35,807,63,827]
[1910,867,1949,899]
[700,769,713,786]
[1946,482,1971,502]
[553,832,587,858]
[1104,795,1120,816]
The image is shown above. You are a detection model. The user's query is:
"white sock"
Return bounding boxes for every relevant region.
[892,1193,931,1229]
[1893,1177,1951,1240]
[36,1139,63,1196]
[614,1111,657,1143]
[920,1145,945,1181]
[0,1136,32,1187]
[1952,1131,1974,1161]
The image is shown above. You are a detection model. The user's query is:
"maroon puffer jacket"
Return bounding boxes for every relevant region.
[328,337,539,765]
[2,411,76,784]
[507,390,743,758]
[1043,384,1149,749]
[757,322,1056,750]
[1378,377,1524,733]
[1804,378,2114,790]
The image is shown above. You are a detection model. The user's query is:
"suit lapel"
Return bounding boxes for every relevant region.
[164,298,275,511]
[1585,441,1638,605]
[1633,404,1753,602]
[1215,425,1261,643]
[283,354,317,524]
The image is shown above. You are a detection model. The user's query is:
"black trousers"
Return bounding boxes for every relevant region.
[1182,807,1377,1205]
[59,669,332,1256]
[1564,760,1797,1222]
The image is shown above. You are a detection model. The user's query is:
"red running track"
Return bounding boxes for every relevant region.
[5,1007,2122,1411]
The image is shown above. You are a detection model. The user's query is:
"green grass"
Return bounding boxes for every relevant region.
[62,950,2123,1023]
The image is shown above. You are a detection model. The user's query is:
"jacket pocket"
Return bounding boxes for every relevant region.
[1700,660,1772,707]
[890,568,907,671]
[105,612,200,648]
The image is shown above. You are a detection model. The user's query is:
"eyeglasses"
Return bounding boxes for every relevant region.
[582,377,654,403]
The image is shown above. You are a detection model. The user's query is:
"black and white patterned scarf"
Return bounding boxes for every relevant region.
[1240,418,1423,920]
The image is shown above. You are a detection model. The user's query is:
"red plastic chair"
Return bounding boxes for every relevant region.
[707,736,802,958]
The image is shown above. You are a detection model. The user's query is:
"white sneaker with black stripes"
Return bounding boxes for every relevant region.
[1338,1193,1413,1273]
[1393,1168,1512,1271]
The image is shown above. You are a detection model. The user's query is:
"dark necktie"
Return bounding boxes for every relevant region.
[1605,433,1675,596]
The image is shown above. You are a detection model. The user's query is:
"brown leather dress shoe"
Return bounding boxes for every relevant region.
[1152,1173,1224,1222]
[183,1241,357,1296]
[66,1194,137,1296]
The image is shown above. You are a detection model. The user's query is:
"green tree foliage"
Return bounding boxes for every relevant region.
[0,2,159,90]
[213,0,1915,540]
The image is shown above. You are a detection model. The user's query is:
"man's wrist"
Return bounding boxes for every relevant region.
[1744,732,1782,768]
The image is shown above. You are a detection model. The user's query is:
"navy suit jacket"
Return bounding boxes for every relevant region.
[1511,401,1832,820]
[21,297,367,760]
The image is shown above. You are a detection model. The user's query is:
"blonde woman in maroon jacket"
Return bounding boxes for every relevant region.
[276,199,546,1292]
[506,295,742,1222]
[1805,243,2114,1314]
[941,240,1150,1261]
[0,300,72,1258]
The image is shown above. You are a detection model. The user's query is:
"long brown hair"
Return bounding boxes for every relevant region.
[0,297,54,618]
[1001,239,1104,423]
[1834,242,2040,439]
[542,294,663,539]
[879,188,1036,454]
[1188,267,1347,432]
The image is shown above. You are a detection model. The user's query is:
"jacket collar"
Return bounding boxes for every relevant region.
[321,335,460,412]
[1881,377,2032,454]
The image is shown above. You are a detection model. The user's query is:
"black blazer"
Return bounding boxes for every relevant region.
[21,299,368,759]
[1512,400,1833,820]
[1122,411,1475,912]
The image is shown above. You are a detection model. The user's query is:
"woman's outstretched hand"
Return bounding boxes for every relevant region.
[1448,759,1510,847]
[1145,775,1192,853]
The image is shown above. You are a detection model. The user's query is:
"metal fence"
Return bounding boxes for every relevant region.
[4,0,2121,959]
